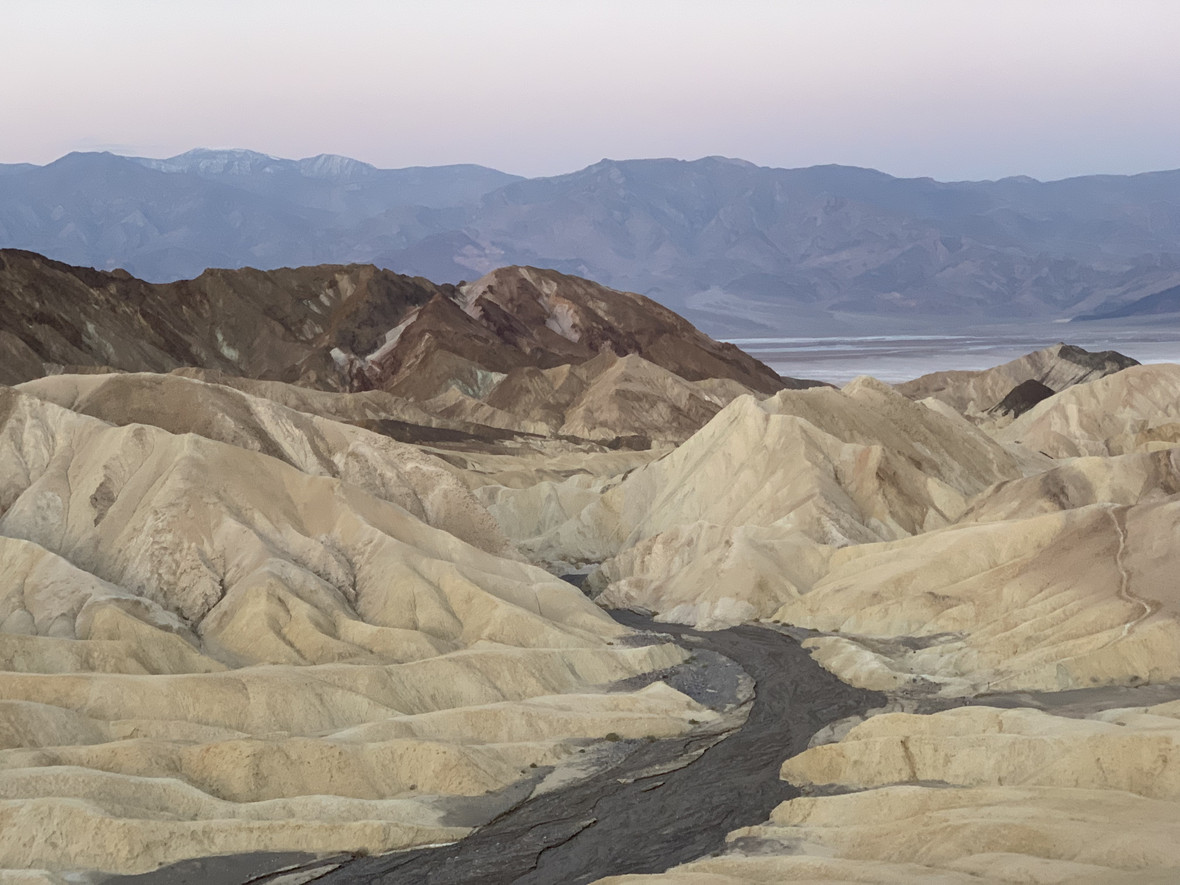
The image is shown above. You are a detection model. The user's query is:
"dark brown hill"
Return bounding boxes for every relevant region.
[0,249,446,388]
[895,342,1138,418]
[988,378,1056,418]
[0,251,789,404]
[364,266,790,398]
[464,267,788,394]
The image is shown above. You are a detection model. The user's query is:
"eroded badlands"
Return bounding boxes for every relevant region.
[1,254,1179,883]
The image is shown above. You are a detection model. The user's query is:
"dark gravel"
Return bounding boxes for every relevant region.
[304,612,883,885]
[103,612,882,885]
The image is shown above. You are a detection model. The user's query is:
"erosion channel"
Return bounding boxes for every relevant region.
[111,610,882,885]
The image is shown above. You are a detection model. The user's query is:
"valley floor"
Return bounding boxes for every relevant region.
[739,323,1180,385]
[110,613,876,885]
[99,622,1180,885]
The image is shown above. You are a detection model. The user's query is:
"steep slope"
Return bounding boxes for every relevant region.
[0,249,448,389]
[775,494,1180,694]
[896,342,1138,418]
[361,266,787,399]
[485,376,1021,625]
[997,363,1180,457]
[960,446,1180,524]
[603,702,1180,884]
[0,387,705,874]
[585,377,1019,546]
[728,404,1180,695]
[16,371,516,556]
[0,252,785,445]
[419,351,751,445]
[460,267,788,394]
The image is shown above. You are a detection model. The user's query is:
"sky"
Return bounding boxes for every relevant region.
[6,0,1180,181]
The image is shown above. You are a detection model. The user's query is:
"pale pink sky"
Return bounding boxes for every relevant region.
[6,0,1180,180]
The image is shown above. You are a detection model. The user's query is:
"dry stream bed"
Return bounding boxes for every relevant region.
[100,609,1180,885]
[104,611,883,885]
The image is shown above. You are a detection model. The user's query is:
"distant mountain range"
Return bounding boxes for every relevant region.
[5,149,1180,335]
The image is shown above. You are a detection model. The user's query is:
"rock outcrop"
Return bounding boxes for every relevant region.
[897,342,1138,418]
[987,377,1056,418]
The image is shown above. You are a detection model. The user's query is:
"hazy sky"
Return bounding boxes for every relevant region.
[6,0,1180,181]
